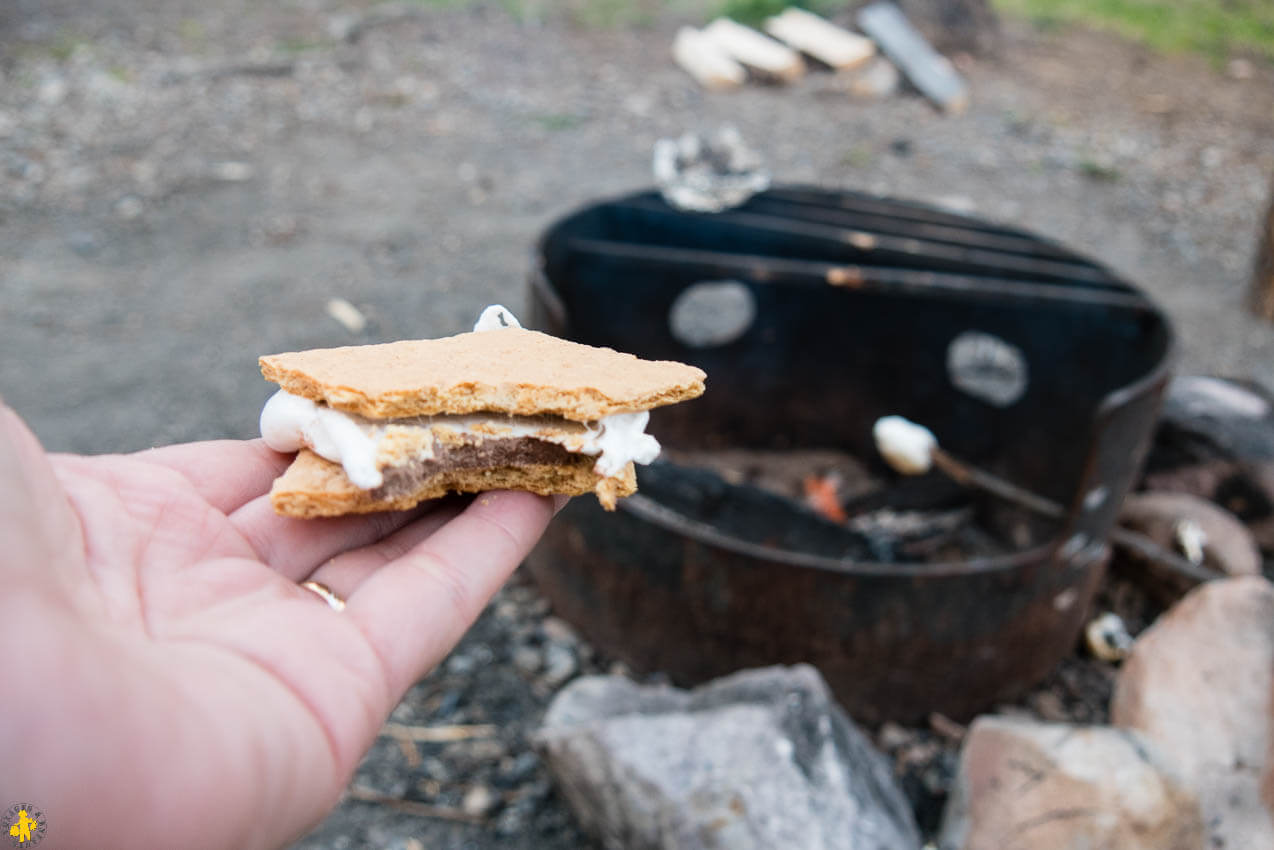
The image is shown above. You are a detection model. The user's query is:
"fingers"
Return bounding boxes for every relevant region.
[132,439,292,515]
[344,490,555,696]
[0,402,83,572]
[301,498,468,596]
[229,495,448,581]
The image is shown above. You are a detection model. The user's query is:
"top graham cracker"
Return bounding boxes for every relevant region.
[259,328,706,422]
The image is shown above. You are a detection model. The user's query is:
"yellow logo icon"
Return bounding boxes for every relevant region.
[2,805,45,848]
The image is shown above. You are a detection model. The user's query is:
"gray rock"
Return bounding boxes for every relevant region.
[541,644,578,687]
[535,664,921,850]
[1142,376,1274,553]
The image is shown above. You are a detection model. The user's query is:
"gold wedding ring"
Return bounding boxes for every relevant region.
[300,580,346,612]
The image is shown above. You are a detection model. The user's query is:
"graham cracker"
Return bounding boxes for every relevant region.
[260,328,705,421]
[270,448,637,517]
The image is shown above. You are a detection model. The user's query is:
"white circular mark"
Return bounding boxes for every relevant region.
[1060,532,1089,561]
[669,281,756,348]
[1083,486,1108,512]
[946,331,1029,407]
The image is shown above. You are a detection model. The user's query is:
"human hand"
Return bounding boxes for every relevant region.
[0,401,557,850]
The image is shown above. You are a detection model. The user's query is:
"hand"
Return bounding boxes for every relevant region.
[0,402,557,850]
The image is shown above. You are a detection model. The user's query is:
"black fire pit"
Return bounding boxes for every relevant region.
[525,187,1173,723]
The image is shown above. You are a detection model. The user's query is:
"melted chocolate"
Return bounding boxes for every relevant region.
[372,438,579,500]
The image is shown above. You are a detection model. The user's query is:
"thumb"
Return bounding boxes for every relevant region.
[0,399,82,572]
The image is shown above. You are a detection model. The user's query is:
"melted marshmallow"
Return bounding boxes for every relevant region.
[261,390,662,487]
[260,391,384,488]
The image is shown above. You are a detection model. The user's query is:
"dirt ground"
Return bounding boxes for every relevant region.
[4,0,1274,457]
[3,1,1273,847]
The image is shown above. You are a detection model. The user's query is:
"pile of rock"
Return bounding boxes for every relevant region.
[534,575,1274,850]
[533,375,1274,849]
[940,575,1274,849]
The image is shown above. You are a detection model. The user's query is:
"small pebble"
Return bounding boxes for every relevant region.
[461,784,497,817]
[421,756,451,782]
[1227,58,1254,80]
[211,160,254,182]
[1085,611,1134,662]
[1030,690,1068,722]
[497,751,540,785]
[67,230,100,257]
[512,646,542,675]
[542,644,578,687]
[114,195,144,220]
[540,616,579,647]
[326,297,367,334]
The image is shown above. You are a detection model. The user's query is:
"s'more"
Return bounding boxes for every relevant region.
[258,306,706,517]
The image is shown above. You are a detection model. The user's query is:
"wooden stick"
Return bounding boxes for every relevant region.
[703,18,806,83]
[673,27,746,91]
[930,447,1220,582]
[379,722,499,743]
[764,8,875,71]
[931,448,1063,520]
[345,786,483,823]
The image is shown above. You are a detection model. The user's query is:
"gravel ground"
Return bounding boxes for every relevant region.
[4,0,1273,457]
[3,2,1273,847]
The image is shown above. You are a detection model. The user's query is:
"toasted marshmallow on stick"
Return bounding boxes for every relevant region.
[258,306,705,517]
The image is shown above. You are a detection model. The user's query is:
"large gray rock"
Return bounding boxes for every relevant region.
[534,665,921,850]
[1141,375,1274,553]
[1112,575,1274,849]
[937,716,1203,850]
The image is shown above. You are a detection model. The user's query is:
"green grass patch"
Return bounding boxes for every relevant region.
[994,0,1274,63]
[715,0,836,26]
[1077,156,1120,181]
[47,34,88,62]
[530,111,588,130]
[389,0,695,27]
[276,37,333,54]
[841,144,874,168]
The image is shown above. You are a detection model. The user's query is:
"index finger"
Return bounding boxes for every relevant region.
[132,439,292,514]
[344,490,556,697]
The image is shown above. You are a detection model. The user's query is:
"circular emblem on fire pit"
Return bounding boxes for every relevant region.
[669,281,756,349]
[946,331,1029,407]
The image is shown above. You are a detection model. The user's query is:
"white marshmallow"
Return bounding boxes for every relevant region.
[473,304,522,332]
[260,390,384,488]
[873,415,937,476]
